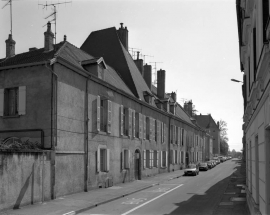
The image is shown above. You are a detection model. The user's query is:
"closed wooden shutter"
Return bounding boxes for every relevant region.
[160,151,163,167]
[107,100,112,134]
[161,122,163,143]
[18,86,26,115]
[164,124,167,144]
[120,105,124,136]
[165,151,168,167]
[143,115,146,140]
[106,149,110,171]
[121,149,124,170]
[174,126,176,144]
[143,150,146,169]
[97,148,100,173]
[97,96,100,132]
[128,108,132,137]
[149,117,152,141]
[0,89,4,116]
[133,110,135,138]
[157,151,159,167]
[139,113,142,139]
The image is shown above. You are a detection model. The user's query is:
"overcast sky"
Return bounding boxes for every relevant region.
[0,0,243,152]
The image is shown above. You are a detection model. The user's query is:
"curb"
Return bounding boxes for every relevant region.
[62,174,183,215]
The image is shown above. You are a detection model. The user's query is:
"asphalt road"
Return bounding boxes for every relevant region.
[79,160,236,215]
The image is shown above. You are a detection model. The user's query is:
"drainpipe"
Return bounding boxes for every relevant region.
[45,60,58,200]
[168,116,171,172]
[84,77,89,192]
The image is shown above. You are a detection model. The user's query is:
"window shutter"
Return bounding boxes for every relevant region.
[184,130,186,146]
[180,128,182,145]
[106,149,110,171]
[143,150,146,169]
[0,89,4,116]
[149,117,152,141]
[164,124,167,144]
[157,120,160,142]
[143,115,146,140]
[107,100,112,134]
[97,96,100,132]
[174,126,176,144]
[120,105,123,136]
[97,148,100,173]
[161,122,163,143]
[121,149,124,170]
[139,113,142,139]
[157,151,159,167]
[133,110,135,138]
[18,86,26,115]
[128,108,132,137]
[179,151,181,164]
[165,151,168,167]
[127,150,131,169]
[160,151,163,167]
[178,127,180,145]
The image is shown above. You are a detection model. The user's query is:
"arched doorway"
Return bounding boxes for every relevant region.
[185,152,189,165]
[134,149,141,180]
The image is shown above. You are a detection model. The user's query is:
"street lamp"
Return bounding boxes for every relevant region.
[231,79,243,83]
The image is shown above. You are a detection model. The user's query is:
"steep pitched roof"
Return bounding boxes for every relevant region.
[194,114,219,130]
[0,41,134,96]
[80,27,152,101]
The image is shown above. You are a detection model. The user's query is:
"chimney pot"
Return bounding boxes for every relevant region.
[120,23,123,28]
[44,21,54,52]
[5,34,16,58]
[117,23,128,50]
[143,64,152,90]
[137,51,140,60]
[157,69,166,99]
[64,35,67,41]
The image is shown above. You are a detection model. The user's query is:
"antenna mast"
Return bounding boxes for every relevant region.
[149,61,163,85]
[2,0,14,35]
[39,1,71,45]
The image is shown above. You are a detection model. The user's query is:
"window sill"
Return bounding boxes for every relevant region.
[2,115,20,119]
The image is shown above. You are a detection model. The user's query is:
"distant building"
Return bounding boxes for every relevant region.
[236,0,270,214]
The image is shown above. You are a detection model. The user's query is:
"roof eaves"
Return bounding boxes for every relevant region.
[0,61,47,71]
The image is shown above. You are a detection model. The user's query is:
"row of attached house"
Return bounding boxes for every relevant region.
[236,0,270,215]
[0,22,219,208]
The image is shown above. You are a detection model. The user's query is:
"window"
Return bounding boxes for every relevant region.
[170,125,174,143]
[0,86,26,117]
[161,151,167,167]
[135,113,139,138]
[122,149,130,169]
[146,117,150,140]
[170,150,174,164]
[97,146,110,173]
[143,150,153,169]
[181,151,184,163]
[155,120,158,141]
[175,150,178,164]
[153,150,159,167]
[161,122,164,143]
[181,129,184,146]
[97,96,112,133]
[120,106,132,137]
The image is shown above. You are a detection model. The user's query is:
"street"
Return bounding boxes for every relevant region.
[79,160,236,215]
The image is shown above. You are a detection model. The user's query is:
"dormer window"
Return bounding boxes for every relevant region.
[81,57,107,80]
[143,91,153,105]
[170,102,176,115]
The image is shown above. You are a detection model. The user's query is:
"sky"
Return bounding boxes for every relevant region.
[0,0,244,152]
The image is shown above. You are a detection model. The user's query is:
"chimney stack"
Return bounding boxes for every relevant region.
[5,34,16,58]
[134,51,144,75]
[143,64,152,90]
[171,92,177,102]
[157,69,166,99]
[44,22,54,52]
[117,23,128,50]
[184,100,193,116]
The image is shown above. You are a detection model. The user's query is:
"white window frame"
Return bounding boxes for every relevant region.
[97,145,110,173]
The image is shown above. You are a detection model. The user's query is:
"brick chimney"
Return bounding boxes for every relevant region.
[184,100,193,116]
[117,23,128,50]
[134,51,144,75]
[5,34,16,58]
[143,64,152,90]
[171,91,177,102]
[44,22,54,52]
[157,69,166,99]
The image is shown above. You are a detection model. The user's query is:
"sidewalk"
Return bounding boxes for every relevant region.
[0,169,185,215]
[212,159,250,215]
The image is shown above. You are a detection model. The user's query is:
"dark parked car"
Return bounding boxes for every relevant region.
[199,162,208,171]
[184,164,199,176]
[206,161,213,169]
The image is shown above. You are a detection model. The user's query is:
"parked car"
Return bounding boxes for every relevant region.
[210,160,216,167]
[199,162,208,171]
[206,161,213,169]
[184,164,199,176]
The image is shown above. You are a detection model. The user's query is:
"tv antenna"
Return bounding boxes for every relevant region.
[128,47,141,59]
[149,62,163,85]
[38,1,72,45]
[2,0,17,35]
[141,54,153,64]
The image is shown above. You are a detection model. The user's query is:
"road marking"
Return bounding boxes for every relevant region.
[122,198,147,204]
[143,187,171,193]
[121,184,183,215]
[62,211,75,215]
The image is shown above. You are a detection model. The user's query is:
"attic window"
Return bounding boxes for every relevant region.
[143,91,153,105]
[170,103,176,115]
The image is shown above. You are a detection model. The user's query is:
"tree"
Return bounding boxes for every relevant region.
[219,119,229,155]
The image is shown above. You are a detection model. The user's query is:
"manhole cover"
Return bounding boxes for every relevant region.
[224,192,236,194]
[219,202,234,205]
[231,197,246,201]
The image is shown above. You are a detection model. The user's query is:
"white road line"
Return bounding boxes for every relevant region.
[121,184,183,215]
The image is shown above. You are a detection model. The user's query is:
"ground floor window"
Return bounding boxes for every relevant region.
[97,146,110,172]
